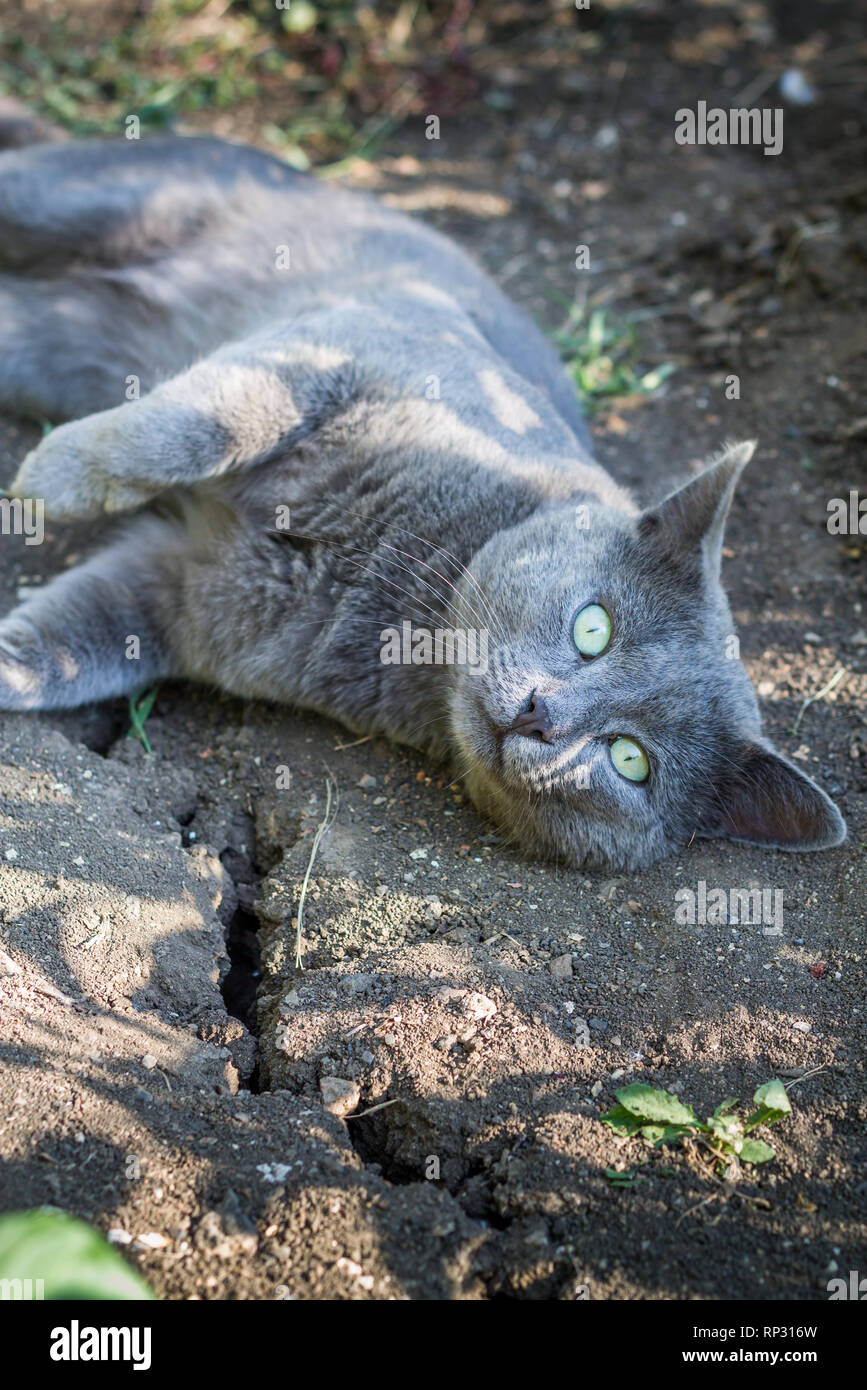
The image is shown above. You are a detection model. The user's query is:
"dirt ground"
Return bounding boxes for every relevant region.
[0,2,865,1300]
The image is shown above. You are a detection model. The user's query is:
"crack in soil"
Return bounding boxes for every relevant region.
[221,903,262,1040]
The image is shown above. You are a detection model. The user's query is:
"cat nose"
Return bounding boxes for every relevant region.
[508,692,554,742]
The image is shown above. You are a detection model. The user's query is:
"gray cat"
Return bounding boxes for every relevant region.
[0,128,845,869]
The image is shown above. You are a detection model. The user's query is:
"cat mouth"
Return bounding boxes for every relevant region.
[485,715,571,789]
[468,709,595,797]
[460,709,521,781]
[456,689,588,795]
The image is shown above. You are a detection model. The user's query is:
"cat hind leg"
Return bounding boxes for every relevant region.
[0,515,183,710]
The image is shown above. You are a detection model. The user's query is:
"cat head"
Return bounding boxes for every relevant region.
[449,440,846,870]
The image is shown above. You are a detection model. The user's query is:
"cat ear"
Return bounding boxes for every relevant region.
[700,740,846,851]
[638,439,756,577]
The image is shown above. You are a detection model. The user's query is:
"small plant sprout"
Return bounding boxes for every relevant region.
[554,306,676,412]
[127,686,160,755]
[600,1077,793,1178]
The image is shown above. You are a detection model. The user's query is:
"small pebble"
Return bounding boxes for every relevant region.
[461,992,497,1021]
[319,1076,361,1119]
[549,953,573,979]
[340,973,374,995]
[134,1232,169,1250]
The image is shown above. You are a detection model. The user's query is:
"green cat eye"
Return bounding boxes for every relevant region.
[609,736,649,783]
[572,603,611,658]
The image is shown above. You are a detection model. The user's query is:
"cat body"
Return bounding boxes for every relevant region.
[0,132,845,868]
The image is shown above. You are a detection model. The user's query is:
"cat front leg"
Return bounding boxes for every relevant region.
[9,410,166,522]
[9,324,357,522]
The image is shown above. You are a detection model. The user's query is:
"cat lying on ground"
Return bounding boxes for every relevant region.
[0,123,845,869]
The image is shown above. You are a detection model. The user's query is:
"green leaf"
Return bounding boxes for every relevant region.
[588,309,606,350]
[605,1168,645,1188]
[712,1097,739,1118]
[599,1104,643,1137]
[640,1123,694,1147]
[746,1078,792,1130]
[614,1083,699,1128]
[753,1079,791,1115]
[127,685,160,755]
[638,1123,665,1143]
[638,361,676,393]
[0,1209,155,1300]
[738,1138,776,1165]
[709,1114,744,1147]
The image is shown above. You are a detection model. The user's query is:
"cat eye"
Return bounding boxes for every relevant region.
[572,603,611,658]
[609,735,649,783]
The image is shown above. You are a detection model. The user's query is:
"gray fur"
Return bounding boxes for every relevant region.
[0,133,845,869]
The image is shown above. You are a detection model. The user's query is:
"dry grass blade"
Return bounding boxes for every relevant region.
[294,773,338,971]
[791,666,846,735]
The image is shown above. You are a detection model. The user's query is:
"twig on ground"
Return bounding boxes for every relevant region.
[784,1061,831,1090]
[294,772,338,970]
[333,734,373,751]
[346,1098,400,1120]
[791,666,846,735]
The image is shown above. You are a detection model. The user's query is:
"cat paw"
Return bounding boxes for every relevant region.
[10,414,156,521]
[0,615,44,708]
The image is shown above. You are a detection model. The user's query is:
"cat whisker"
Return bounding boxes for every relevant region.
[312,495,504,625]
[278,531,470,638]
[278,528,487,642]
[444,758,478,793]
[406,711,452,744]
[377,539,498,643]
[298,497,508,645]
